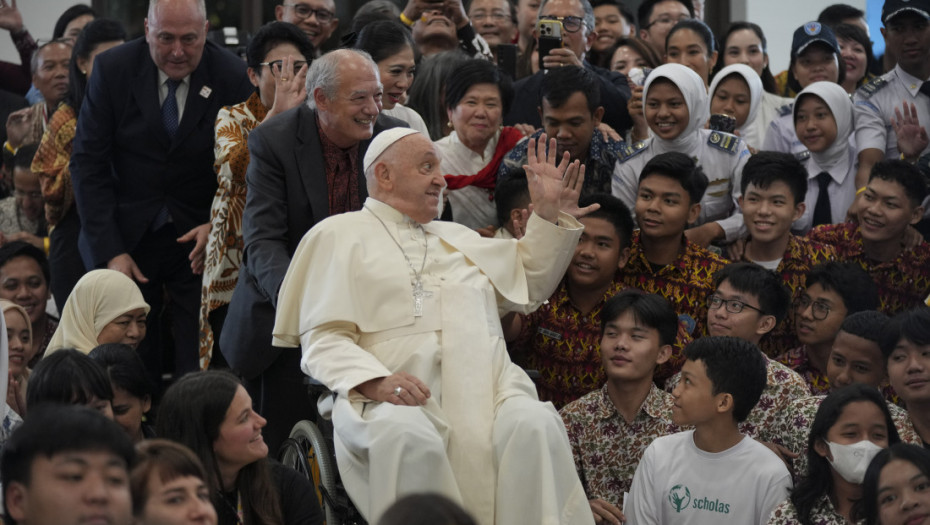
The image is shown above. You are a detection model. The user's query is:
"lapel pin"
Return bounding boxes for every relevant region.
[200,86,212,98]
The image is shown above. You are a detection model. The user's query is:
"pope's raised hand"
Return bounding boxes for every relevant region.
[523,134,578,223]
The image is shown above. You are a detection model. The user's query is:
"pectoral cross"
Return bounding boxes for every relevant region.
[412,278,432,317]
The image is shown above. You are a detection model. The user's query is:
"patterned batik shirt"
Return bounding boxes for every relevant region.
[667,355,809,439]
[748,235,836,359]
[560,383,679,509]
[766,494,853,525]
[808,222,930,315]
[764,395,921,480]
[200,92,266,369]
[497,127,624,196]
[511,277,692,408]
[777,345,830,396]
[619,231,729,341]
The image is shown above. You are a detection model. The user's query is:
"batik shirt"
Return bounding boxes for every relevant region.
[498,127,624,196]
[667,355,808,440]
[511,276,692,408]
[764,395,921,480]
[747,235,836,358]
[560,383,679,509]
[808,222,930,315]
[766,494,853,525]
[777,345,830,396]
[619,231,729,342]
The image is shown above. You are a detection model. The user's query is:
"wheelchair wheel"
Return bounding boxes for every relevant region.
[280,420,340,525]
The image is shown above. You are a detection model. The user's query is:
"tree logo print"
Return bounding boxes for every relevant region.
[668,484,691,513]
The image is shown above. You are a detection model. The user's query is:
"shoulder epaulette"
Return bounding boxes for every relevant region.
[618,140,648,162]
[707,131,741,154]
[776,103,794,117]
[794,150,811,162]
[857,76,889,99]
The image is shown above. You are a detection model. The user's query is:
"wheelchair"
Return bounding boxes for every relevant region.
[278,379,367,525]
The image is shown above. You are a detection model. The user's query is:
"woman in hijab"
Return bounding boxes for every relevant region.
[46,269,150,354]
[3,299,32,417]
[613,63,751,247]
[791,81,857,233]
[709,64,764,152]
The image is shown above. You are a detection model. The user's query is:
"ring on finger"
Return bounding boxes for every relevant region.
[393,386,403,396]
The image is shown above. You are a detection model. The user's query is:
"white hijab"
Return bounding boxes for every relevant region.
[794,81,854,171]
[709,64,763,136]
[643,63,710,155]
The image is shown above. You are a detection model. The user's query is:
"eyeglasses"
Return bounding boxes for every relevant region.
[283,4,335,23]
[644,14,690,30]
[794,295,832,321]
[707,294,763,315]
[472,11,511,23]
[539,15,585,33]
[14,189,43,200]
[259,59,310,75]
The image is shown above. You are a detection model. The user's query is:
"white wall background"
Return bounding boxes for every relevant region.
[730,0,868,75]
[0,0,89,64]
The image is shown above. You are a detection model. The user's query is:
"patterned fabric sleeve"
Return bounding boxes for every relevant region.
[31,104,77,226]
[766,499,801,524]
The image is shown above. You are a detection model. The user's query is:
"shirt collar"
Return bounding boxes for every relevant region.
[593,383,670,421]
[365,197,415,225]
[894,64,927,97]
[157,70,189,89]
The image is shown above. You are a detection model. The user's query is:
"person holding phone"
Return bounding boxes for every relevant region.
[504,0,632,135]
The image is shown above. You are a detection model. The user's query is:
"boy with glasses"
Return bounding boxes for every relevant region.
[776,262,879,394]
[636,0,693,56]
[665,263,808,440]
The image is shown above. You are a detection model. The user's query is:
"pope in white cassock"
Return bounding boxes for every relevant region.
[272,127,597,525]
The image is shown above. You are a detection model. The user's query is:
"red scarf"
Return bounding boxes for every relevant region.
[443,127,524,191]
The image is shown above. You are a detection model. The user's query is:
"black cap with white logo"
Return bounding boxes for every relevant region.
[882,0,930,24]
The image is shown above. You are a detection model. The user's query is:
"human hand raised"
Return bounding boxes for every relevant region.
[265,55,308,120]
[892,101,929,161]
[540,47,583,69]
[523,134,577,223]
[0,0,24,34]
[559,160,600,219]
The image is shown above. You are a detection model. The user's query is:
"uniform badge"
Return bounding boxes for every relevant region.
[619,140,648,162]
[857,77,889,99]
[804,22,822,35]
[199,86,213,98]
[707,131,740,154]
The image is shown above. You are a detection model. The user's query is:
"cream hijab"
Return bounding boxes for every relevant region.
[709,64,763,136]
[642,63,710,155]
[1,299,32,361]
[794,81,854,172]
[46,269,150,354]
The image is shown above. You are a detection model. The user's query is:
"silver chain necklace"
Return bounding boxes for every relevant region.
[365,205,432,317]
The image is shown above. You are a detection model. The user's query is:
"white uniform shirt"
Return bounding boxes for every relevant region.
[854,64,930,160]
[793,147,858,233]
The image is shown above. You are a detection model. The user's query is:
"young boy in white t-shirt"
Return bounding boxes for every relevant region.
[626,336,792,524]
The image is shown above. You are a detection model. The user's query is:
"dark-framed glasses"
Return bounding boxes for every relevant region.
[644,14,690,29]
[283,3,335,23]
[707,294,763,314]
[794,295,832,320]
[259,59,309,75]
[539,15,585,33]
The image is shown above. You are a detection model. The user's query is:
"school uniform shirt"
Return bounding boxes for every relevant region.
[809,222,930,315]
[560,384,680,512]
[619,231,729,349]
[854,64,930,162]
[776,345,829,396]
[754,92,795,149]
[626,430,793,525]
[612,64,751,242]
[762,104,858,166]
[789,82,859,233]
[766,495,849,525]
[510,277,692,408]
[665,355,808,441]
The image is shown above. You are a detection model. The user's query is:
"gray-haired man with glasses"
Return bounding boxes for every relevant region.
[276,0,339,52]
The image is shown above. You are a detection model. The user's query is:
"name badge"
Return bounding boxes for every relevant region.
[199,86,212,98]
[537,327,563,341]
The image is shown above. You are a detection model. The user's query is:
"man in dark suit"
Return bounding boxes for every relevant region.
[70,0,253,382]
[222,48,406,451]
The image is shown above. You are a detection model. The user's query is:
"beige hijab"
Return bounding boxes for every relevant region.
[1,299,32,351]
[46,269,150,354]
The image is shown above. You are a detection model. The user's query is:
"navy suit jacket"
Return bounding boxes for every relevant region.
[71,37,253,268]
[221,105,406,378]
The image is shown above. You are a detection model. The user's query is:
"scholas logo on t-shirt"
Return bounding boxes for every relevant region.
[667,484,731,514]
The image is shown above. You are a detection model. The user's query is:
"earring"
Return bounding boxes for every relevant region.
[447,120,453,129]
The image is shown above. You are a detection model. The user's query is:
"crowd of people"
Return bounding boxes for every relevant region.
[0,0,930,523]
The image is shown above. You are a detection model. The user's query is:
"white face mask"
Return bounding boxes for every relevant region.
[825,439,884,484]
